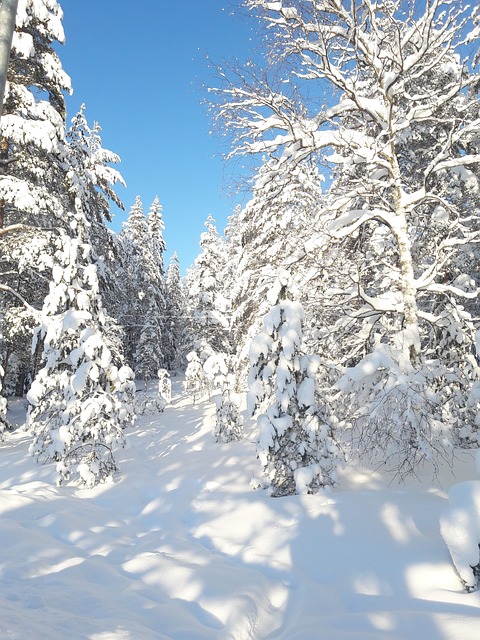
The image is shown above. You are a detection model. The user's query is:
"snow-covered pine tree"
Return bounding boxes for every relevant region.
[249,271,340,496]
[27,228,135,487]
[211,0,480,476]
[185,351,208,404]
[213,389,243,443]
[134,196,167,379]
[147,195,166,281]
[118,196,149,366]
[226,159,324,387]
[188,215,231,358]
[163,251,188,371]
[65,104,126,317]
[119,195,167,379]
[0,0,72,393]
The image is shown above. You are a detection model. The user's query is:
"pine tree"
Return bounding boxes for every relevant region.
[226,159,324,386]
[0,0,72,393]
[134,196,167,379]
[188,215,231,358]
[118,196,149,366]
[249,272,340,496]
[185,351,208,404]
[27,229,135,487]
[119,196,167,378]
[164,251,188,371]
[65,104,126,317]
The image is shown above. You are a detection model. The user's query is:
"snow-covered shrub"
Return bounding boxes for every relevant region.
[334,344,456,477]
[249,272,340,496]
[440,467,480,592]
[185,351,208,404]
[203,352,230,393]
[158,368,171,403]
[213,390,243,443]
[134,392,166,416]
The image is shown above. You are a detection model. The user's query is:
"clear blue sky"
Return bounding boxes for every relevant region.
[58,0,256,271]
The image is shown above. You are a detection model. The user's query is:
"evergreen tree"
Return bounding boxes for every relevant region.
[249,272,340,496]
[134,196,167,379]
[188,215,231,358]
[164,251,188,371]
[226,159,324,386]
[185,351,208,404]
[119,195,167,378]
[27,229,135,487]
[0,0,72,393]
[65,104,126,317]
[118,196,149,366]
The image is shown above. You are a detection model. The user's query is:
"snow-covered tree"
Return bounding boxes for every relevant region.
[27,229,136,487]
[185,351,208,404]
[0,0,72,392]
[158,368,171,403]
[188,215,231,357]
[212,390,243,443]
[226,159,324,385]
[211,0,480,475]
[249,272,340,496]
[147,195,166,280]
[65,104,126,316]
[163,251,188,371]
[119,195,167,378]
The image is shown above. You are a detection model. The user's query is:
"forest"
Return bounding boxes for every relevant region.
[2,0,480,617]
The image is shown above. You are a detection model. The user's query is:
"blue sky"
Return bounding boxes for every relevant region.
[58,0,256,271]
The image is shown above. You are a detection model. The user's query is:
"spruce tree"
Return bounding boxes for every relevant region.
[164,251,188,371]
[0,0,72,392]
[27,229,135,487]
[249,272,340,496]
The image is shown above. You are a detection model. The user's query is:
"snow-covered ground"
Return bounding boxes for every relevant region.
[1,378,479,640]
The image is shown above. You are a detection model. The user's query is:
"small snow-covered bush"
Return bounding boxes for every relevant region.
[158,368,171,403]
[185,351,208,404]
[213,390,243,443]
[135,392,167,416]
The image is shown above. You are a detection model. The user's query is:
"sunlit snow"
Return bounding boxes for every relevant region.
[1,378,479,639]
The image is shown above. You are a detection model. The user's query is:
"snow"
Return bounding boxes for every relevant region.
[440,481,480,591]
[2,380,480,639]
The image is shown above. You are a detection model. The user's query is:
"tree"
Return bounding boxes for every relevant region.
[0,0,72,392]
[204,352,244,442]
[27,229,136,487]
[249,271,340,496]
[211,0,480,475]
[119,195,167,378]
[188,215,231,358]
[185,351,208,404]
[134,196,167,379]
[65,104,126,312]
[163,251,188,371]
[226,158,324,385]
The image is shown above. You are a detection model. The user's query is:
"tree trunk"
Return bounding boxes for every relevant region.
[0,0,19,122]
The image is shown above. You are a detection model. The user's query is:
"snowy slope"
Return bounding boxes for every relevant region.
[1,379,479,640]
